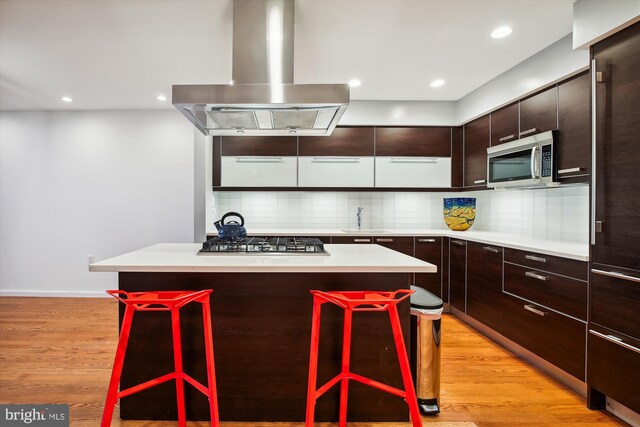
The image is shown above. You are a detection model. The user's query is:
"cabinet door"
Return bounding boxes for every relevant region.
[414,237,443,299]
[519,86,558,138]
[298,157,374,187]
[221,156,297,187]
[592,24,640,271]
[298,127,374,156]
[449,239,466,312]
[463,115,490,187]
[375,127,451,157]
[557,72,591,182]
[466,242,503,332]
[375,157,451,188]
[221,136,297,156]
[373,236,414,256]
[490,103,519,146]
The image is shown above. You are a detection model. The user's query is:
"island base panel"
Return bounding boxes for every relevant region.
[117,272,412,422]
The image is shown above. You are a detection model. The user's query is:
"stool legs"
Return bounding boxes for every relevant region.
[305,296,323,427]
[338,309,353,427]
[102,305,135,427]
[201,298,220,426]
[388,305,423,427]
[170,309,187,427]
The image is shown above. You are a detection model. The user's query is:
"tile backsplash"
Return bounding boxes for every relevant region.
[211,186,589,243]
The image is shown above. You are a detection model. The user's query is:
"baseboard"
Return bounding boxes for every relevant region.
[607,398,640,427]
[0,290,109,298]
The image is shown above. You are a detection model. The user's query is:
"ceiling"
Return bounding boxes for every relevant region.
[0,0,574,111]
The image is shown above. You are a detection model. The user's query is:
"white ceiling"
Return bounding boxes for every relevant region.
[0,0,574,111]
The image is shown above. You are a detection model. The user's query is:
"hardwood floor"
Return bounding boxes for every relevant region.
[0,297,627,426]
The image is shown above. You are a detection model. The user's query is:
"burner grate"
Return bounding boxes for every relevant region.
[200,237,327,254]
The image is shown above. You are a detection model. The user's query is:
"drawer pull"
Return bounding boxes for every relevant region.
[483,246,500,253]
[390,157,438,164]
[519,127,538,136]
[523,304,547,317]
[499,134,515,142]
[525,254,547,263]
[418,238,436,243]
[592,269,640,283]
[235,156,283,163]
[376,238,394,243]
[451,240,465,246]
[353,238,371,243]
[525,271,548,281]
[589,330,640,354]
[312,157,361,163]
[473,179,486,184]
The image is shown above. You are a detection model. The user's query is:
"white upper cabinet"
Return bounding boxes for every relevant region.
[298,157,374,187]
[221,156,297,187]
[375,157,451,188]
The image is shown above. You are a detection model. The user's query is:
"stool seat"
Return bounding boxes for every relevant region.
[306,289,423,427]
[102,289,219,427]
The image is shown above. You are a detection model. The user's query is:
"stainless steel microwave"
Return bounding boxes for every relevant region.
[487,130,558,189]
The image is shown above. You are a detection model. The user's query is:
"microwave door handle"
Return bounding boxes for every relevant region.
[530,146,540,178]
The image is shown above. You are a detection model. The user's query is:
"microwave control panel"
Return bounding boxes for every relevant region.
[541,144,553,177]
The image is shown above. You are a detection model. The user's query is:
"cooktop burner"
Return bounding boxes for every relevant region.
[199,237,329,255]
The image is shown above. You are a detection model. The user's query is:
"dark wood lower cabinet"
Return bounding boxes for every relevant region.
[373,236,414,256]
[501,293,586,380]
[466,242,503,332]
[449,239,466,312]
[414,237,443,298]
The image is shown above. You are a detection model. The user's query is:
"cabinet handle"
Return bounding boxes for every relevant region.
[523,304,547,317]
[525,271,548,281]
[499,134,515,142]
[235,156,283,163]
[591,58,598,245]
[451,240,465,246]
[592,269,640,284]
[389,157,438,163]
[557,167,584,175]
[589,330,640,355]
[418,238,436,243]
[311,157,361,163]
[525,254,547,263]
[482,246,500,253]
[519,127,538,137]
[353,238,371,243]
[376,238,393,243]
[473,179,486,184]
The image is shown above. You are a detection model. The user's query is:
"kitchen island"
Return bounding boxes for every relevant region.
[90,243,436,422]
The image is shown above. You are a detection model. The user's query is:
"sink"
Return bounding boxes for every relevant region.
[340,229,388,234]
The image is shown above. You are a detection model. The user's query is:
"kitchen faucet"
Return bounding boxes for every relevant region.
[357,207,364,230]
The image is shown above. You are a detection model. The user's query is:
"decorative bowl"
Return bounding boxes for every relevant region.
[443,198,476,231]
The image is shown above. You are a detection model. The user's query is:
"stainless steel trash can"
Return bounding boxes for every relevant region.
[409,285,444,415]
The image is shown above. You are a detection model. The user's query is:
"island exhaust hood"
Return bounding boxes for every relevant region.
[172,0,350,137]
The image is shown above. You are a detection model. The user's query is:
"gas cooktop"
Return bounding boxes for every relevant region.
[199,236,329,255]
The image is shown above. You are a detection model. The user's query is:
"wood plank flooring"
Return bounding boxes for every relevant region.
[0,297,627,426]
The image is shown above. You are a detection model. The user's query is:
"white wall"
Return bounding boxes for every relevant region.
[340,100,457,126]
[573,0,640,49]
[0,110,195,296]
[211,186,590,244]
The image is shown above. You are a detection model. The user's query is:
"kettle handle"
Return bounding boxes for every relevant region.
[221,211,244,227]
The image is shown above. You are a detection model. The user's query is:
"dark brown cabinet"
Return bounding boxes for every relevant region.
[466,242,503,332]
[557,72,591,183]
[373,236,414,256]
[298,126,374,156]
[463,115,490,187]
[221,135,297,156]
[331,236,373,244]
[490,103,519,146]
[519,86,558,138]
[414,237,443,299]
[374,127,451,157]
[448,239,466,311]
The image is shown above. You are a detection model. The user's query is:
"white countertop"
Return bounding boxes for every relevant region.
[89,243,438,273]
[206,229,589,261]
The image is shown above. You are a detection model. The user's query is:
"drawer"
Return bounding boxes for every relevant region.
[504,263,587,320]
[591,264,640,340]
[504,248,588,281]
[501,293,586,380]
[373,236,414,256]
[331,236,372,244]
[588,324,640,413]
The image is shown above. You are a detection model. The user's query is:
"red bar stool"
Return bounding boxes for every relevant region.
[102,289,219,427]
[305,289,423,427]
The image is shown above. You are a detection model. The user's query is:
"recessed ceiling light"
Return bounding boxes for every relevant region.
[229,80,235,85]
[348,79,361,87]
[430,79,445,88]
[61,96,72,102]
[491,26,512,39]
[156,95,167,101]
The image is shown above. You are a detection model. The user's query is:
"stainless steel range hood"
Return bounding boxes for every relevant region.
[172,0,349,137]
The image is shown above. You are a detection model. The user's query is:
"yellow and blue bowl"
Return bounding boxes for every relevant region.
[443,198,476,231]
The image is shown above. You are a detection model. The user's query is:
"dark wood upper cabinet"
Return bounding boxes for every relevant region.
[463,115,490,187]
[375,127,451,157]
[490,103,519,146]
[557,72,591,182]
[221,136,297,156]
[298,127,374,156]
[519,86,558,137]
[451,127,463,188]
